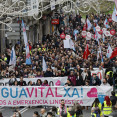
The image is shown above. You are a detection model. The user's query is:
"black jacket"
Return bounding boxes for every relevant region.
[107,78,113,86]
[44,71,53,77]
[76,75,84,86]
[18,81,27,86]
[110,96,117,106]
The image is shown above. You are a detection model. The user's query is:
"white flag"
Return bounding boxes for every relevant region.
[87,18,92,30]
[70,39,75,51]
[112,8,117,22]
[106,44,113,58]
[22,20,31,65]
[9,46,16,66]
[42,57,47,72]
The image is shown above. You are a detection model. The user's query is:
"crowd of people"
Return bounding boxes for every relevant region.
[0,7,117,117]
[0,94,115,117]
[0,13,117,87]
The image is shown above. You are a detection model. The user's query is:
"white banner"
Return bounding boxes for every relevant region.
[0,77,67,86]
[91,69,105,81]
[0,86,112,107]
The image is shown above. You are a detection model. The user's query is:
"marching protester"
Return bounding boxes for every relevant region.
[18,76,27,86]
[40,108,47,117]
[102,96,112,117]
[101,78,110,86]
[91,107,97,117]
[110,91,117,107]
[109,102,117,117]
[90,73,101,86]
[0,1,117,117]
[58,99,67,117]
[64,79,73,86]
[33,111,40,117]
[73,102,83,117]
[92,98,102,117]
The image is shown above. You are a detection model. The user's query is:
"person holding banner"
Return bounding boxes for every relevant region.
[90,73,101,86]
[68,71,76,86]
[42,80,49,86]
[36,79,42,86]
[76,72,84,86]
[65,79,73,86]
[18,77,26,86]
[101,78,110,86]
[106,73,113,86]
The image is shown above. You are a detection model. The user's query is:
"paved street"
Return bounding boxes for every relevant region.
[0,106,91,117]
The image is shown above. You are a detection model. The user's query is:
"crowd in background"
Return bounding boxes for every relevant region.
[0,12,116,88]
[0,8,116,117]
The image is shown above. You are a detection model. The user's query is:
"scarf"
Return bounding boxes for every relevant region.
[59,105,67,116]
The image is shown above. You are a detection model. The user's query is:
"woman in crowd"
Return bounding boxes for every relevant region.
[64,79,73,86]
[92,98,102,117]
[42,80,49,86]
[102,96,112,117]
[73,102,83,117]
[14,81,18,86]
[76,72,84,86]
[36,79,42,86]
[28,81,34,86]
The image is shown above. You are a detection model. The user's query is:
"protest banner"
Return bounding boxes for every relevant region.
[81,68,105,81]
[0,86,112,107]
[0,77,67,86]
[91,69,105,80]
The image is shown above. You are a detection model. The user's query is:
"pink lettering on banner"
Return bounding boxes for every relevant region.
[46,87,54,97]
[35,88,37,97]
[38,87,45,97]
[55,88,62,97]
[55,80,61,86]
[0,100,6,105]
[25,100,28,104]
[87,88,97,98]
[8,101,12,105]
[26,87,34,98]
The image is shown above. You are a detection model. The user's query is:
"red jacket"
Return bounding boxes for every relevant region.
[68,75,76,86]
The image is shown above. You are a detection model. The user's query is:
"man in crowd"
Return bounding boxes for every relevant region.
[68,71,76,86]
[18,76,26,86]
[101,78,110,86]
[90,73,101,86]
[33,111,40,117]
[58,99,67,117]
[110,91,117,107]
[41,108,47,117]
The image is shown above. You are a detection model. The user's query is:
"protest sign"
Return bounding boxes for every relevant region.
[0,86,112,107]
